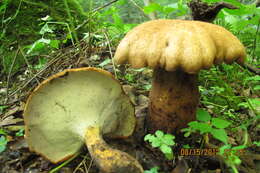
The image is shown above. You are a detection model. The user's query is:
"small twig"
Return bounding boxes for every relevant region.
[76,0,119,31]
[201,100,228,109]
[86,158,94,172]
[92,0,119,13]
[63,0,79,43]
[0,97,24,108]
[128,0,152,20]
[49,153,79,173]
[47,21,75,45]
[73,154,87,173]
[5,49,19,104]
[251,18,260,62]
[9,57,59,97]
[19,46,40,84]
[240,62,260,75]
[21,0,49,9]
[6,0,22,26]
[103,31,118,78]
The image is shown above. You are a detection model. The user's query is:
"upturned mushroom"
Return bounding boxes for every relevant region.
[114,19,246,133]
[23,67,143,173]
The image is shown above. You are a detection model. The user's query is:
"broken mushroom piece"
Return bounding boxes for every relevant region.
[114,19,246,133]
[23,67,143,173]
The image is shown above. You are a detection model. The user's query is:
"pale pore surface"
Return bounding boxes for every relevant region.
[23,69,135,163]
[114,19,246,74]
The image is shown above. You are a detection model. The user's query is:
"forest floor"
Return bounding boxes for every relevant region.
[0,41,259,173]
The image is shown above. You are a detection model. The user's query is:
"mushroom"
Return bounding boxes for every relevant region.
[23,67,143,173]
[114,19,246,133]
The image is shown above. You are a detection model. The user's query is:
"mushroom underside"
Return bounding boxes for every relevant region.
[23,68,143,173]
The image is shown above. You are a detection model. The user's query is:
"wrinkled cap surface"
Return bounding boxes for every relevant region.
[114,19,246,74]
[23,67,135,163]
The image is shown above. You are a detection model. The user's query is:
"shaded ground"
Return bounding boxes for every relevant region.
[0,41,259,173]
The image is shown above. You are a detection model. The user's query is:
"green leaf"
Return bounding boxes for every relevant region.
[245,76,260,81]
[188,121,212,134]
[188,121,199,127]
[211,129,228,144]
[143,3,163,14]
[0,129,7,135]
[125,73,134,82]
[160,144,172,154]
[0,106,8,114]
[144,167,159,173]
[163,134,175,146]
[184,131,190,137]
[182,144,190,149]
[233,155,242,165]
[232,145,246,150]
[50,40,60,49]
[39,23,53,35]
[155,130,164,138]
[34,57,47,70]
[144,134,154,141]
[143,84,152,90]
[0,136,8,153]
[163,6,175,14]
[219,144,231,155]
[253,85,260,91]
[212,118,231,129]
[253,141,260,147]
[26,38,50,54]
[196,109,211,122]
[248,98,260,107]
[151,140,161,148]
[165,152,174,160]
[196,123,212,134]
[15,129,24,137]
[98,58,111,67]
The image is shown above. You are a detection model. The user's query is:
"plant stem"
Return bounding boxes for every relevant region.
[63,0,79,43]
[49,153,79,173]
[230,164,239,173]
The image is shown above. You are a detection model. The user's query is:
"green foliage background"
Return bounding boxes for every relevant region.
[1,0,259,76]
[0,0,87,74]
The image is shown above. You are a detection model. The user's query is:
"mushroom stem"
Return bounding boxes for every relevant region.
[84,126,143,173]
[147,68,199,133]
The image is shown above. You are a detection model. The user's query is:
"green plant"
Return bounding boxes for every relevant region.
[15,128,24,137]
[244,75,260,91]
[143,0,188,19]
[144,166,160,173]
[182,109,231,144]
[0,0,87,75]
[218,144,246,173]
[144,130,175,160]
[238,98,260,115]
[0,136,8,153]
[253,141,260,147]
[93,0,137,43]
[181,108,252,173]
[0,129,8,153]
[0,105,8,114]
[210,0,260,63]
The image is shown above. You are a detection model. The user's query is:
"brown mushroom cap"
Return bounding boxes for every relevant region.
[23,67,136,163]
[114,19,246,73]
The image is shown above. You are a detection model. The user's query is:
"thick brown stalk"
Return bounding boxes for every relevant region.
[147,68,199,133]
